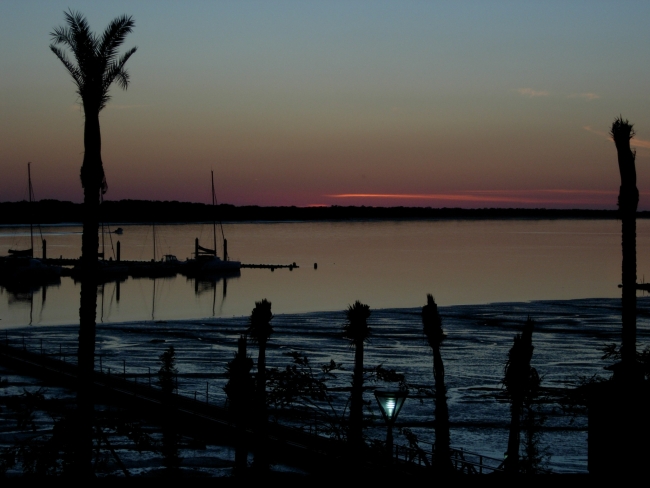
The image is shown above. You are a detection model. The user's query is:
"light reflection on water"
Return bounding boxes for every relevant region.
[1,219,649,328]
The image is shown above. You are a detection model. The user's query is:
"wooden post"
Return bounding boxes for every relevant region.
[206,382,209,404]
[42,239,46,260]
[223,238,228,261]
[195,238,199,259]
[116,241,121,262]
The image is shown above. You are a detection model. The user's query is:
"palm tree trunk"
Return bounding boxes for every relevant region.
[254,340,268,469]
[621,213,637,375]
[612,118,639,380]
[505,394,522,472]
[76,109,102,476]
[432,349,452,471]
[350,340,364,448]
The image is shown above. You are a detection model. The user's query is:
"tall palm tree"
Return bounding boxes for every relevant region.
[247,299,273,470]
[343,300,371,449]
[503,317,537,473]
[224,335,255,473]
[611,117,639,380]
[421,294,452,472]
[50,10,136,475]
[50,11,137,278]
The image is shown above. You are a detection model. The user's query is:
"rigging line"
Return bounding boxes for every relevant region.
[152,278,156,320]
[100,283,105,323]
[105,212,116,260]
[29,163,46,253]
[140,226,150,261]
[211,170,217,255]
[37,286,45,324]
[211,170,227,246]
[218,278,226,315]
[107,280,116,320]
[100,193,106,259]
[28,163,33,252]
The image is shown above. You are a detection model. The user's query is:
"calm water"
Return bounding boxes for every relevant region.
[3,219,649,472]
[1,219,649,328]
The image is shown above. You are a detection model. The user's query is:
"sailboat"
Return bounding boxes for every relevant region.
[0,163,62,284]
[188,171,241,274]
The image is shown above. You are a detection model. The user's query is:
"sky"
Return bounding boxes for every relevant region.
[2,1,650,209]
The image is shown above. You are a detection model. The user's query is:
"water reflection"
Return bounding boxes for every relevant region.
[3,220,650,328]
[1,279,61,325]
[192,270,241,316]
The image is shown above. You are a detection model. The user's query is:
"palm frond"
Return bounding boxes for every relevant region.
[50,25,75,48]
[422,294,443,348]
[99,15,136,64]
[610,116,636,144]
[49,45,83,89]
[248,299,274,344]
[50,10,137,113]
[103,46,137,92]
[342,301,371,344]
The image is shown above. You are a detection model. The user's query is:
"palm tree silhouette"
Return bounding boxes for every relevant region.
[611,117,639,381]
[503,317,538,473]
[224,335,255,473]
[247,299,273,471]
[50,11,136,277]
[343,300,371,449]
[421,294,452,472]
[49,10,136,475]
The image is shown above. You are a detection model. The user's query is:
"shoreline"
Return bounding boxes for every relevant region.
[0,199,641,225]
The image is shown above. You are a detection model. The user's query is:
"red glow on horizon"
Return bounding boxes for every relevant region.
[325,190,637,207]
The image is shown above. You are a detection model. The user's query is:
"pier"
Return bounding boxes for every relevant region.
[40,257,299,279]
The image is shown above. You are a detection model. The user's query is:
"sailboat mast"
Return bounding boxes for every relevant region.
[211,171,217,256]
[28,162,33,253]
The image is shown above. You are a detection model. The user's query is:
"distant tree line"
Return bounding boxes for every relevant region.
[0,199,643,225]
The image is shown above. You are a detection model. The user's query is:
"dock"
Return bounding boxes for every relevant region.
[40,258,299,280]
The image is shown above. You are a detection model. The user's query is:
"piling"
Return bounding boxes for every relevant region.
[42,239,47,260]
[116,241,121,262]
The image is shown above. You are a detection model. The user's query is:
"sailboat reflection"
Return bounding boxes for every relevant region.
[1,280,60,325]
[191,270,240,316]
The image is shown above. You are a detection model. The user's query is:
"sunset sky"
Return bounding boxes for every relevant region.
[2,1,650,209]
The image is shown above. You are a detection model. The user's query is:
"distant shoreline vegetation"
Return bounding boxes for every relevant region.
[0,199,643,225]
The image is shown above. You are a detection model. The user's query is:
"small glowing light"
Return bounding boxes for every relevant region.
[374,390,407,424]
[385,399,396,417]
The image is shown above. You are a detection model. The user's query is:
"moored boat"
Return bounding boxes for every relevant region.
[185,171,241,275]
